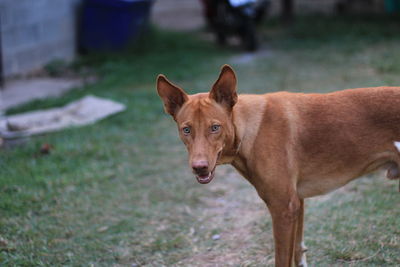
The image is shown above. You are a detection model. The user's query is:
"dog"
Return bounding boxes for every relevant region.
[156,65,400,267]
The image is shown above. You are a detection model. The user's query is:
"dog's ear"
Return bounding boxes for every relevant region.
[157,74,188,118]
[209,64,238,110]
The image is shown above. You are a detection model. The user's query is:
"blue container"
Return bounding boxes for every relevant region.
[81,0,154,51]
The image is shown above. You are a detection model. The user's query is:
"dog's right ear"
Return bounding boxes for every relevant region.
[157,74,188,118]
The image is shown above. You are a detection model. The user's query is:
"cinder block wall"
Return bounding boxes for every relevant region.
[0,0,82,77]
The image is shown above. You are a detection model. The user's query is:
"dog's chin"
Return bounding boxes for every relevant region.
[196,169,215,184]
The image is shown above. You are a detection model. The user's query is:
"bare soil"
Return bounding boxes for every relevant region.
[151,0,205,31]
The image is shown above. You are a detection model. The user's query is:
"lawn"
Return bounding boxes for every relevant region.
[1,16,400,266]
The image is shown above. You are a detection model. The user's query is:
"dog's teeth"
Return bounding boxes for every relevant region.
[200,173,210,179]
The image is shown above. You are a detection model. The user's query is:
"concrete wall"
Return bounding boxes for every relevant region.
[0,0,82,77]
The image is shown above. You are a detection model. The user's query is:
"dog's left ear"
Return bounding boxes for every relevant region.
[209,64,238,110]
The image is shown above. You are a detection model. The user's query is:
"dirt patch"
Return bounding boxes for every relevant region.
[176,166,272,266]
[173,168,390,266]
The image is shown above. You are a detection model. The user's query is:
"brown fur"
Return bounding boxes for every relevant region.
[157,65,400,267]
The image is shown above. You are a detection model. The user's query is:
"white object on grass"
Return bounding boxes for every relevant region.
[0,95,125,138]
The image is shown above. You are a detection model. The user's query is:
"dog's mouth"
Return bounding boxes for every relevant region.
[196,168,216,184]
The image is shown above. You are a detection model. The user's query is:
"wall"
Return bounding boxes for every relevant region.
[0,0,82,77]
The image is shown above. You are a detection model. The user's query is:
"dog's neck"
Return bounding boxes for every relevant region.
[219,94,268,169]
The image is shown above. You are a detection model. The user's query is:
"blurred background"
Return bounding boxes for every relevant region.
[0,0,400,266]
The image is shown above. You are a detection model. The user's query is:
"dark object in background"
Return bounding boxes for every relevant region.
[201,0,270,51]
[80,0,154,51]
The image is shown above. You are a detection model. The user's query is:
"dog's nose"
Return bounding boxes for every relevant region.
[192,160,209,173]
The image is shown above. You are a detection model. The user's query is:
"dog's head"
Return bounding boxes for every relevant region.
[157,65,238,184]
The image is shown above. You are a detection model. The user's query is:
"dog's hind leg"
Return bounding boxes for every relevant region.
[386,162,399,180]
[386,142,400,180]
[294,199,307,267]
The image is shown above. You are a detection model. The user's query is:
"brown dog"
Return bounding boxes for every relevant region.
[156,65,400,267]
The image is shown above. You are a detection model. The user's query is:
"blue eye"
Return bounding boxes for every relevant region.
[182,127,191,135]
[211,125,220,133]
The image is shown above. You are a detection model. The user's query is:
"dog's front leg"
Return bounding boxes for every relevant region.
[265,192,301,267]
[294,199,307,267]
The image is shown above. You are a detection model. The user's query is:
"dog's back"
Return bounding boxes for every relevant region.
[261,87,400,197]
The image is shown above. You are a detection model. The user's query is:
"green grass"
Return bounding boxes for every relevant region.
[1,17,400,266]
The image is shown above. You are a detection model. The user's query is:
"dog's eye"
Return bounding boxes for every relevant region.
[182,127,191,135]
[211,125,220,133]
